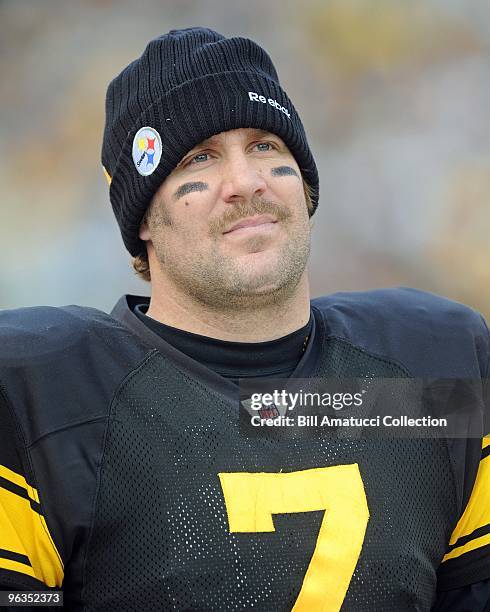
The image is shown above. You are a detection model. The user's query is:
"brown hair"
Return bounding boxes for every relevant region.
[132,178,316,283]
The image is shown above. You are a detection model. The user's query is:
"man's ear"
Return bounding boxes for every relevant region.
[139,219,151,241]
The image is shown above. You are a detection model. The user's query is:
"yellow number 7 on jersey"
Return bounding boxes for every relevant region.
[218,464,369,612]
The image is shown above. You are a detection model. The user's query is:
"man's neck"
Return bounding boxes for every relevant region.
[145,274,311,343]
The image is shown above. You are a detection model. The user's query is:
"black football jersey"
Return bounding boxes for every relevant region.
[0,288,489,611]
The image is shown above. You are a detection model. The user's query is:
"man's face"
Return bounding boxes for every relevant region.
[140,128,311,309]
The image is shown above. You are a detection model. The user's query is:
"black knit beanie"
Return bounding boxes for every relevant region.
[102,27,319,256]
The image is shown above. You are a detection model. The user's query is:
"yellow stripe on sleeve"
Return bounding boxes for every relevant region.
[0,557,36,579]
[441,439,490,562]
[442,533,490,562]
[0,469,63,587]
[0,465,40,504]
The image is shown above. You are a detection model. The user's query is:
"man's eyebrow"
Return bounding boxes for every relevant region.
[193,135,217,149]
[248,128,275,139]
[178,137,215,164]
[186,133,225,153]
[184,129,279,156]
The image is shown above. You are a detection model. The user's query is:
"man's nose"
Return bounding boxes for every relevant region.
[220,152,267,204]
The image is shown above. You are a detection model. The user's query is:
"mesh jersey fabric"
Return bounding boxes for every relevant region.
[0,288,488,611]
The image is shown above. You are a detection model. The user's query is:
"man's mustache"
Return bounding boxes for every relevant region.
[209,197,291,235]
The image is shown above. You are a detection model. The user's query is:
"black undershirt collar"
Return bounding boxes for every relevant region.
[134,302,312,384]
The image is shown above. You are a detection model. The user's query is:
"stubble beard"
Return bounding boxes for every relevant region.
[149,196,311,311]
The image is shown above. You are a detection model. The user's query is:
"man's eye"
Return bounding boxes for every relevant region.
[255,142,273,152]
[190,152,210,164]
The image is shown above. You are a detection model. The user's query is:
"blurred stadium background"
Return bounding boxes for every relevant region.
[1,0,489,319]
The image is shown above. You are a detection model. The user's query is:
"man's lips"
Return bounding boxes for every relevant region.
[223,215,278,234]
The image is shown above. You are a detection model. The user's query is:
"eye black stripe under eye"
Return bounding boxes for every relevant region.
[173,182,209,200]
[271,166,299,178]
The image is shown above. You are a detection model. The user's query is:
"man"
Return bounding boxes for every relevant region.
[0,27,489,611]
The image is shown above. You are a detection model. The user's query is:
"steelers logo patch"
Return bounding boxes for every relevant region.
[132,126,162,176]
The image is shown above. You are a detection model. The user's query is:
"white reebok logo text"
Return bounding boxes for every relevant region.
[248,91,291,119]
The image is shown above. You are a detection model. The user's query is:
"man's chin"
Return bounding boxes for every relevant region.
[226,266,302,298]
